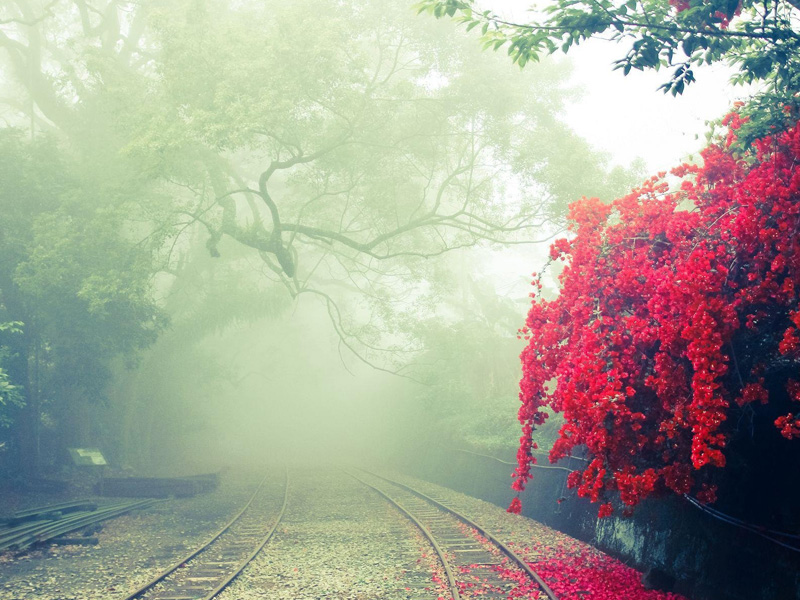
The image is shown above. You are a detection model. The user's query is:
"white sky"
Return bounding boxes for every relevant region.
[565,40,752,172]
[481,1,753,172]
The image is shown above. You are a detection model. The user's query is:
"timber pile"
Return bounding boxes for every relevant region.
[97,472,220,498]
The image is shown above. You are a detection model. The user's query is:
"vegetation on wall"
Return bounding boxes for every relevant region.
[512,114,800,522]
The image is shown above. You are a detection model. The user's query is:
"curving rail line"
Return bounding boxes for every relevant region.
[121,468,289,600]
[348,467,558,600]
[346,469,463,599]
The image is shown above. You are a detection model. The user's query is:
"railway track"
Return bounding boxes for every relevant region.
[348,468,558,600]
[121,468,288,600]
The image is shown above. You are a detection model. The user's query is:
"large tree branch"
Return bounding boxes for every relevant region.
[256,134,355,230]
[0,4,73,127]
[480,6,800,41]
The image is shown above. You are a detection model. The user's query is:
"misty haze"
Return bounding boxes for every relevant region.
[0,1,798,599]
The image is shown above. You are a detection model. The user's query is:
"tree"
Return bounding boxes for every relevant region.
[0,321,23,432]
[0,0,634,373]
[409,264,528,451]
[417,0,800,142]
[511,114,800,524]
[0,129,163,473]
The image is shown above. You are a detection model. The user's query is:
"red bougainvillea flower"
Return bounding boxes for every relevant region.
[514,115,800,513]
[507,496,522,514]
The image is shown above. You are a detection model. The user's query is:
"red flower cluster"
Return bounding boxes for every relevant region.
[668,0,742,28]
[515,116,800,513]
[775,413,800,439]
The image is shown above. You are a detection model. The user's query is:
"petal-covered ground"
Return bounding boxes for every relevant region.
[390,472,688,600]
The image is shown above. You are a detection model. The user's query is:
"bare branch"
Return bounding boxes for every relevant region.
[0,0,57,26]
[296,288,425,383]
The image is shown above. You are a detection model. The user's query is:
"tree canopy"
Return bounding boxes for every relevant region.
[0,126,163,471]
[0,0,636,471]
[418,0,800,141]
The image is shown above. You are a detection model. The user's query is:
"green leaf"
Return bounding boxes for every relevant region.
[682,36,698,56]
[640,45,659,67]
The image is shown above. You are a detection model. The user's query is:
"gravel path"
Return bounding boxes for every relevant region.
[0,470,268,600]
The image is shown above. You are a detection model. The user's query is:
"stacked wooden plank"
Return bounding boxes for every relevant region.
[98,472,219,498]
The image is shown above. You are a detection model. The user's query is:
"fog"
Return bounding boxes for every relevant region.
[4,3,796,600]
[0,0,733,478]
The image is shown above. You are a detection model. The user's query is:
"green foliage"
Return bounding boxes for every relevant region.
[409,270,526,451]
[0,127,164,466]
[0,323,23,428]
[0,367,22,428]
[417,0,800,142]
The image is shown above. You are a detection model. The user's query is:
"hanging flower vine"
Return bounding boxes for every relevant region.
[513,114,800,516]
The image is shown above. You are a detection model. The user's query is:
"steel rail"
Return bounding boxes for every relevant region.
[120,468,288,600]
[19,500,159,550]
[4,499,98,523]
[199,467,290,600]
[345,469,462,600]
[0,499,158,551]
[358,468,559,600]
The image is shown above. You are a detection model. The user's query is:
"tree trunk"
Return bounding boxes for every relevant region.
[16,328,39,475]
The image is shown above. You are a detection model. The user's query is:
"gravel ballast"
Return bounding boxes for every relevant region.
[217,467,447,600]
[384,471,688,600]
[0,470,265,600]
[0,466,687,600]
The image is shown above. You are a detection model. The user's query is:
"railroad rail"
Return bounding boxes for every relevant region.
[0,499,158,552]
[122,468,288,600]
[3,499,98,526]
[348,468,558,600]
